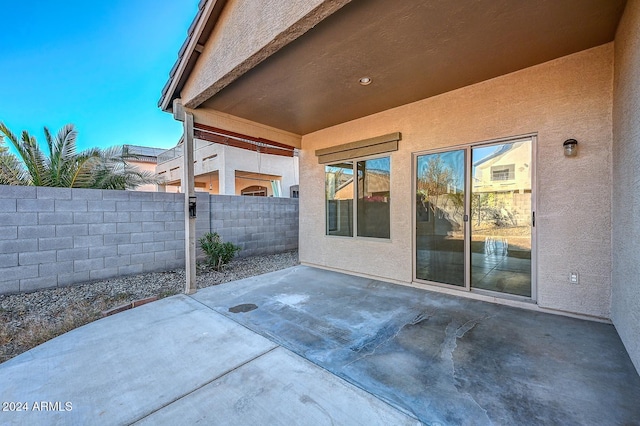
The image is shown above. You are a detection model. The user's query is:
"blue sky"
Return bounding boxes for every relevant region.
[0,0,198,151]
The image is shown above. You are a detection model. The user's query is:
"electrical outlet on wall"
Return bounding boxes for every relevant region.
[570,272,579,284]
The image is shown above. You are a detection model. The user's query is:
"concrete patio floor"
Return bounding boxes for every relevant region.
[1,266,639,425]
[194,266,640,425]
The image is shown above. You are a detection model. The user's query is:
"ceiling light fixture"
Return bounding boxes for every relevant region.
[359,77,372,86]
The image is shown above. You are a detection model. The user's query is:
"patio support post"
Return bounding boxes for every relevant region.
[175,99,197,294]
[183,112,197,294]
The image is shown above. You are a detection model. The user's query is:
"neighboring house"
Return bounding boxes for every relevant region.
[158,0,640,372]
[472,142,531,195]
[471,141,532,231]
[155,127,299,196]
[123,144,167,192]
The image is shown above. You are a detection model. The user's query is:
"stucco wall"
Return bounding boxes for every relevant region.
[181,0,350,111]
[220,144,298,196]
[156,140,299,197]
[300,44,613,318]
[129,160,159,193]
[191,108,301,148]
[612,0,640,373]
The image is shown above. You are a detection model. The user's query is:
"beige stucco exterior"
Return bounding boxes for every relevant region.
[473,142,531,194]
[299,44,614,319]
[612,0,640,373]
[181,0,350,111]
[159,0,640,372]
[127,160,161,193]
[191,108,301,149]
[156,138,299,197]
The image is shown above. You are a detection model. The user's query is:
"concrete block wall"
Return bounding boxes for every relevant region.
[0,186,298,295]
[0,186,185,295]
[208,195,299,258]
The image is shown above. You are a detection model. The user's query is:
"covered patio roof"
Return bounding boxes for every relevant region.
[160,0,626,135]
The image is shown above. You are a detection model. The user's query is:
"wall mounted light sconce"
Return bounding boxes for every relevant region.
[563,139,578,157]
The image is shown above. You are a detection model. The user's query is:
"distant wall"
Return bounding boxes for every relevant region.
[155,139,300,197]
[612,0,640,373]
[0,186,298,295]
[208,195,298,258]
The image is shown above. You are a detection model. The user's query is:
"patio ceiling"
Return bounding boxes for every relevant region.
[199,0,625,135]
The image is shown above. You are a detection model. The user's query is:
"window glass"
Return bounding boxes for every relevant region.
[491,164,515,181]
[357,157,390,238]
[325,162,353,236]
[241,185,267,196]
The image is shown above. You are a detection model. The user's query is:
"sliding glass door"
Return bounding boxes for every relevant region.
[470,141,533,297]
[415,149,466,286]
[415,138,535,298]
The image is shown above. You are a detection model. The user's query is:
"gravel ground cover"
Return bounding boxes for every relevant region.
[0,251,298,363]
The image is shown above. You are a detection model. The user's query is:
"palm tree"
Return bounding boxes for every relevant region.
[0,123,163,190]
[0,137,28,186]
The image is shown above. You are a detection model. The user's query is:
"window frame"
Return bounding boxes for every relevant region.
[490,164,515,181]
[241,185,268,196]
[325,153,391,240]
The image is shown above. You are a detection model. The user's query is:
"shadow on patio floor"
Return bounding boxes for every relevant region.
[194,265,640,425]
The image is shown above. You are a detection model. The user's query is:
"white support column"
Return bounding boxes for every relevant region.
[222,166,236,195]
[183,112,197,294]
[217,147,237,195]
[218,148,227,195]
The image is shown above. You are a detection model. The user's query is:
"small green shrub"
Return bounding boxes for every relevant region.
[198,232,241,270]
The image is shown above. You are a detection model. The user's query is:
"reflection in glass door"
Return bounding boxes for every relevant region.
[415,150,466,286]
[471,141,532,297]
[415,138,534,298]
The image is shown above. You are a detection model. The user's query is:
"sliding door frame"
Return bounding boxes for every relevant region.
[412,133,537,302]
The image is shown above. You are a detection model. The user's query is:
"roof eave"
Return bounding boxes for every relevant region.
[159,0,227,112]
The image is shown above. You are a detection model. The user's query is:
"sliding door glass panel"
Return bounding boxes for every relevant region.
[471,141,532,297]
[416,150,465,286]
[357,157,390,238]
[326,162,353,236]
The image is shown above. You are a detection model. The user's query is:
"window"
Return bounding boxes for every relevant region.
[491,164,515,181]
[325,156,390,239]
[241,185,267,196]
[325,162,353,236]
